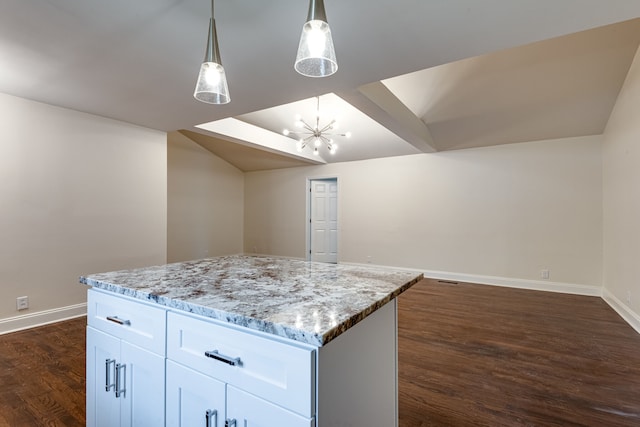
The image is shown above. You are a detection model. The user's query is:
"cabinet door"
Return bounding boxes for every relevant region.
[87,327,121,427]
[166,360,226,427]
[120,342,165,427]
[226,386,314,427]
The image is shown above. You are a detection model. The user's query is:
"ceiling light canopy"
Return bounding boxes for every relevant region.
[295,0,338,78]
[283,96,351,155]
[194,0,230,104]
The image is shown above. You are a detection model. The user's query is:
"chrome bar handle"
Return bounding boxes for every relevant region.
[205,350,241,367]
[206,409,217,427]
[106,316,131,326]
[105,359,116,392]
[115,363,126,398]
[225,419,236,427]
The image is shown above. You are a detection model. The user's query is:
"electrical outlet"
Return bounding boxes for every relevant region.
[366,256,372,264]
[541,269,550,280]
[16,296,29,311]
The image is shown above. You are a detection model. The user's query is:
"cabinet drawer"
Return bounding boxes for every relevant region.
[167,311,315,418]
[87,289,166,355]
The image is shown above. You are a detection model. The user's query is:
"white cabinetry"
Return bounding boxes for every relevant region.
[86,290,166,427]
[166,311,315,427]
[85,288,399,427]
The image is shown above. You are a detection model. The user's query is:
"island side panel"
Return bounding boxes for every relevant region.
[316,300,398,427]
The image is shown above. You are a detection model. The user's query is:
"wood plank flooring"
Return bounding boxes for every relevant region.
[0,317,86,427]
[398,279,640,426]
[1,279,639,426]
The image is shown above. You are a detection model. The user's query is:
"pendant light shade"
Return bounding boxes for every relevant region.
[295,0,337,78]
[194,1,230,104]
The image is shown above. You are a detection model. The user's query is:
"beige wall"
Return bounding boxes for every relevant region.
[3,52,636,330]
[603,44,640,325]
[0,92,167,323]
[245,136,603,289]
[167,132,244,262]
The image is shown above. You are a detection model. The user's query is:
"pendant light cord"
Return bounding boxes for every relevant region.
[211,0,215,19]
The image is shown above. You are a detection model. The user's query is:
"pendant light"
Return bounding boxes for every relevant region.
[194,0,230,104]
[294,0,338,78]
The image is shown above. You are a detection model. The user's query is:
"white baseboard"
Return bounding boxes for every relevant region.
[421,269,602,297]
[0,303,87,335]
[340,262,602,297]
[602,289,640,335]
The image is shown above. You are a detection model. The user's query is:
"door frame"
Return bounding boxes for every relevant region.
[306,176,339,262]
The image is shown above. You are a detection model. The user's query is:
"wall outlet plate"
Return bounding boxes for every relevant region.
[16,296,29,311]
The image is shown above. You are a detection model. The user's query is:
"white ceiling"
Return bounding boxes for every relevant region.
[2,1,640,171]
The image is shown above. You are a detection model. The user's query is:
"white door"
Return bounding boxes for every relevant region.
[166,360,226,427]
[120,342,165,427]
[310,179,338,263]
[86,327,121,427]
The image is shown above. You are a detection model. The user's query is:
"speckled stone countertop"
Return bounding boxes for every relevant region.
[80,255,422,346]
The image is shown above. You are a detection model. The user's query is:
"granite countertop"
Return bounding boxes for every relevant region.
[80,255,423,346]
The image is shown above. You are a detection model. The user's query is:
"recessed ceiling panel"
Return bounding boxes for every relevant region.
[236,93,421,163]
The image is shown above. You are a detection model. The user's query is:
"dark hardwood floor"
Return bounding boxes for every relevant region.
[0,317,86,427]
[398,278,640,426]
[1,279,640,426]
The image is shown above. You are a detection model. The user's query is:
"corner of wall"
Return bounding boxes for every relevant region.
[603,289,640,335]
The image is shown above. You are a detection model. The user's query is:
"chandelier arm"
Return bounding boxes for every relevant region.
[299,119,315,133]
[318,123,335,134]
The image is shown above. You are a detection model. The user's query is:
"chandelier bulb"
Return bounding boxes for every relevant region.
[283,129,290,136]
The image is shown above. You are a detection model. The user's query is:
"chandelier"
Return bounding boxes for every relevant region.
[283,97,351,155]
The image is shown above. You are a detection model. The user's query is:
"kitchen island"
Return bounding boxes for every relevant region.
[81,255,422,427]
